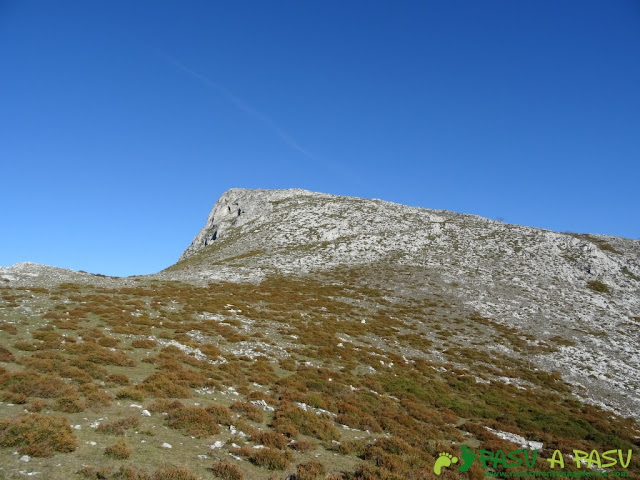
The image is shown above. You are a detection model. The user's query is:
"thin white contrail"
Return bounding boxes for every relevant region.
[157,52,313,158]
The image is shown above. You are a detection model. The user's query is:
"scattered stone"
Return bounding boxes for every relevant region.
[250,399,275,411]
[485,427,543,451]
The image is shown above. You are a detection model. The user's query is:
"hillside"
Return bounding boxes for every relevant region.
[0,188,638,480]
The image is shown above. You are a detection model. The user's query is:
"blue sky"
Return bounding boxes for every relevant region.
[1,1,639,276]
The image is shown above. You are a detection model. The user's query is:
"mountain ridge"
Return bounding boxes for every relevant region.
[167,188,640,419]
[1,187,639,479]
[3,188,638,420]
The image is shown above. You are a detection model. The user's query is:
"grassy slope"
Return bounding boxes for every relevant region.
[0,268,638,479]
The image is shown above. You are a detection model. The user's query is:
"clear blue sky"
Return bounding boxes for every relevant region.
[1,1,639,276]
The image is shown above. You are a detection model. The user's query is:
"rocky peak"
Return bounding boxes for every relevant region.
[179,188,317,261]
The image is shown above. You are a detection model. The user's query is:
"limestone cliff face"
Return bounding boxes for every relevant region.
[179,188,311,261]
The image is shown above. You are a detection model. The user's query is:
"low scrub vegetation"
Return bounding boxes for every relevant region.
[294,461,327,480]
[0,271,638,478]
[0,414,77,457]
[166,406,220,437]
[208,461,244,480]
[97,416,140,435]
[104,438,132,459]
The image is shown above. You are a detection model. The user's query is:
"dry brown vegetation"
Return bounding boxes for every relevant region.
[0,414,77,457]
[0,270,638,478]
[104,438,132,459]
[209,460,244,480]
[97,416,140,435]
[166,405,221,437]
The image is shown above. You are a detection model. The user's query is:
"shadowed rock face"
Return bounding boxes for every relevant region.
[173,188,640,419]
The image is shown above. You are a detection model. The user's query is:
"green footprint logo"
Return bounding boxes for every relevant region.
[458,445,476,472]
[433,452,458,475]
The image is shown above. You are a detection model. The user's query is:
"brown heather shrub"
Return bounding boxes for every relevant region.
[0,414,77,457]
[208,460,244,480]
[246,390,272,402]
[148,399,183,412]
[250,429,288,449]
[205,403,233,425]
[0,371,73,398]
[295,461,327,480]
[27,399,47,413]
[99,337,120,347]
[77,465,150,480]
[279,358,296,371]
[199,343,221,358]
[13,341,39,351]
[138,372,192,398]
[150,465,198,480]
[0,322,18,335]
[336,412,382,433]
[77,466,114,479]
[274,376,307,396]
[19,353,59,373]
[76,347,135,367]
[167,406,220,437]
[71,359,109,379]
[82,386,114,409]
[60,365,94,383]
[1,392,28,403]
[234,384,251,397]
[116,387,146,402]
[97,416,140,435]
[237,446,290,470]
[349,463,406,480]
[0,345,15,362]
[132,339,156,349]
[288,439,314,452]
[272,402,340,442]
[374,436,414,456]
[362,445,410,476]
[105,438,132,459]
[230,401,263,422]
[55,319,82,330]
[333,439,367,456]
[107,373,131,386]
[78,328,104,342]
[113,324,153,335]
[32,329,62,343]
[271,417,299,438]
[54,394,86,413]
[115,466,151,480]
[248,373,275,385]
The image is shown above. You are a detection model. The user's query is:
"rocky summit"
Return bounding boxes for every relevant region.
[0,188,638,479]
